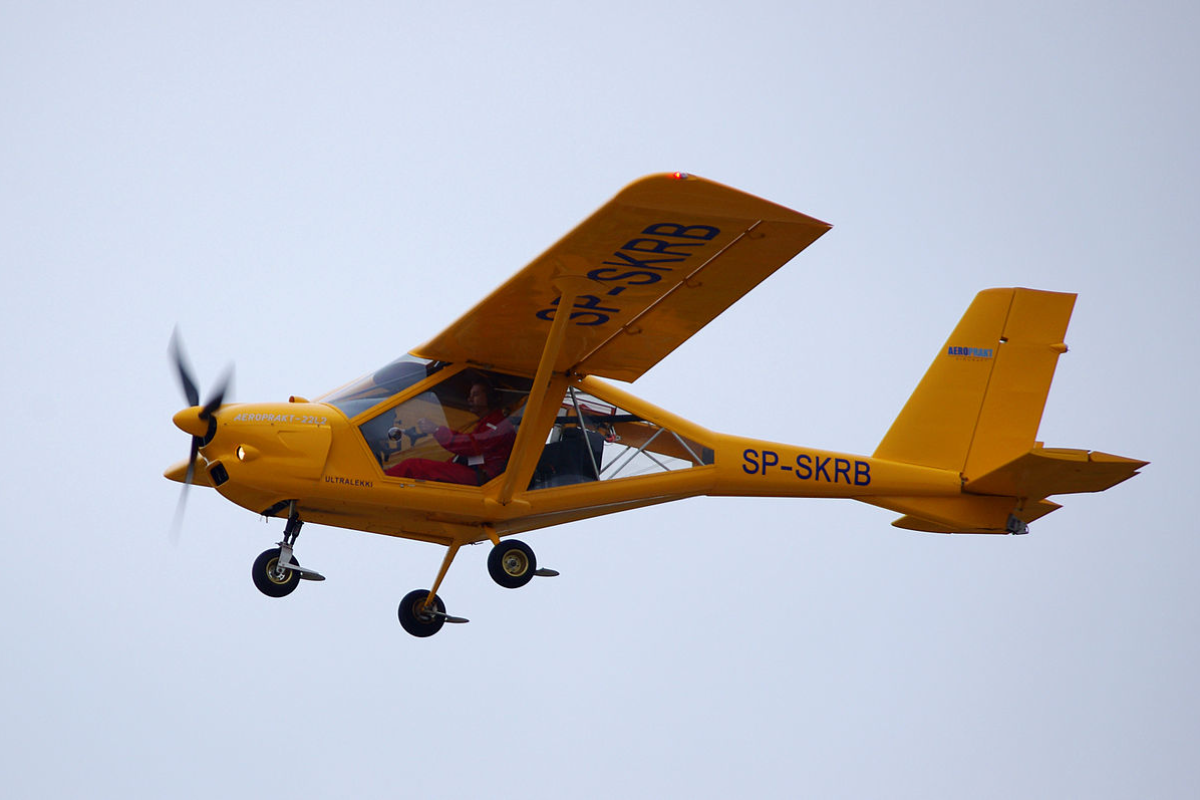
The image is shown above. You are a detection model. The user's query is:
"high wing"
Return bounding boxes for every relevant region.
[414,173,831,382]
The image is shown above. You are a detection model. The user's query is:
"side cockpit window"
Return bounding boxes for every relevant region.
[529,385,713,490]
[358,368,532,486]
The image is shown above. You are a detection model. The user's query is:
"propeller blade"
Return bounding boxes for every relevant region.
[170,480,189,544]
[185,434,200,486]
[169,328,201,408]
[201,365,234,420]
[170,435,200,545]
[167,329,233,545]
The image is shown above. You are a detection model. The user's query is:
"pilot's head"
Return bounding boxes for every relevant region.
[467,382,495,416]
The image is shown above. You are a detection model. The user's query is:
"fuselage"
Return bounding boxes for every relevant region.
[168,363,963,548]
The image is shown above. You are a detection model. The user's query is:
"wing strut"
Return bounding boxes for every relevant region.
[496,273,590,506]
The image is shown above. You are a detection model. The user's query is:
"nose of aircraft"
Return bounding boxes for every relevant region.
[173,406,210,438]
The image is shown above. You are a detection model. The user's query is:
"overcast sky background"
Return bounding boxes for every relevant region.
[2,2,1195,798]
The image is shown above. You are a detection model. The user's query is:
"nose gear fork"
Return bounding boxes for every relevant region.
[251,502,325,598]
[276,502,326,582]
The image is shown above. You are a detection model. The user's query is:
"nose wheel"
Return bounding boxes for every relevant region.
[252,547,302,597]
[251,503,324,598]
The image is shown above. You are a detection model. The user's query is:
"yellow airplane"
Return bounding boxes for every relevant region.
[166,173,1146,637]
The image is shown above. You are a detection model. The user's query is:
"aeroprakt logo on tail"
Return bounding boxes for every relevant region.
[947,346,995,358]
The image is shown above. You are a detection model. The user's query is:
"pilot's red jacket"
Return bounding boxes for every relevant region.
[386,410,516,485]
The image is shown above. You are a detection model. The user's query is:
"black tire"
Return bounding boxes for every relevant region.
[487,539,536,589]
[252,548,301,598]
[398,589,446,637]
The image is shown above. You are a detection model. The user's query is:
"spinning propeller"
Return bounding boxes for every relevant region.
[169,329,233,540]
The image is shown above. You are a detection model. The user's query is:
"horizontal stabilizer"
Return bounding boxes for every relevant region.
[966,447,1147,497]
[891,515,961,534]
[861,495,1061,534]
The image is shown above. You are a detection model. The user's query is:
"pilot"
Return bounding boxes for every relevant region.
[385,381,516,485]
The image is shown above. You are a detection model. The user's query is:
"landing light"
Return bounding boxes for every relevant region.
[236,445,259,462]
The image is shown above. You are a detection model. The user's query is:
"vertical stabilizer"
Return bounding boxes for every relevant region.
[873,288,1076,482]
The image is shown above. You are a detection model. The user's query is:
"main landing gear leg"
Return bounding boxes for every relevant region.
[251,501,325,598]
[397,543,469,638]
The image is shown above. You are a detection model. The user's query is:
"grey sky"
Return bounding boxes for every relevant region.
[2,2,1195,798]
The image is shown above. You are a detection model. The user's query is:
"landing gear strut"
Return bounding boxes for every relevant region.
[396,543,469,637]
[251,502,325,598]
[394,538,560,636]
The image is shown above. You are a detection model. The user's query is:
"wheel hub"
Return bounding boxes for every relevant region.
[266,557,291,584]
[502,551,528,576]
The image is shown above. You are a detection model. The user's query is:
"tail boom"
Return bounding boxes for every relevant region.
[712,437,962,499]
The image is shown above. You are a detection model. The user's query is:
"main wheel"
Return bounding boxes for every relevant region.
[487,539,536,589]
[398,589,446,637]
[252,548,301,598]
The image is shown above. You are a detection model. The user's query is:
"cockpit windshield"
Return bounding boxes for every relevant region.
[317,355,446,418]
